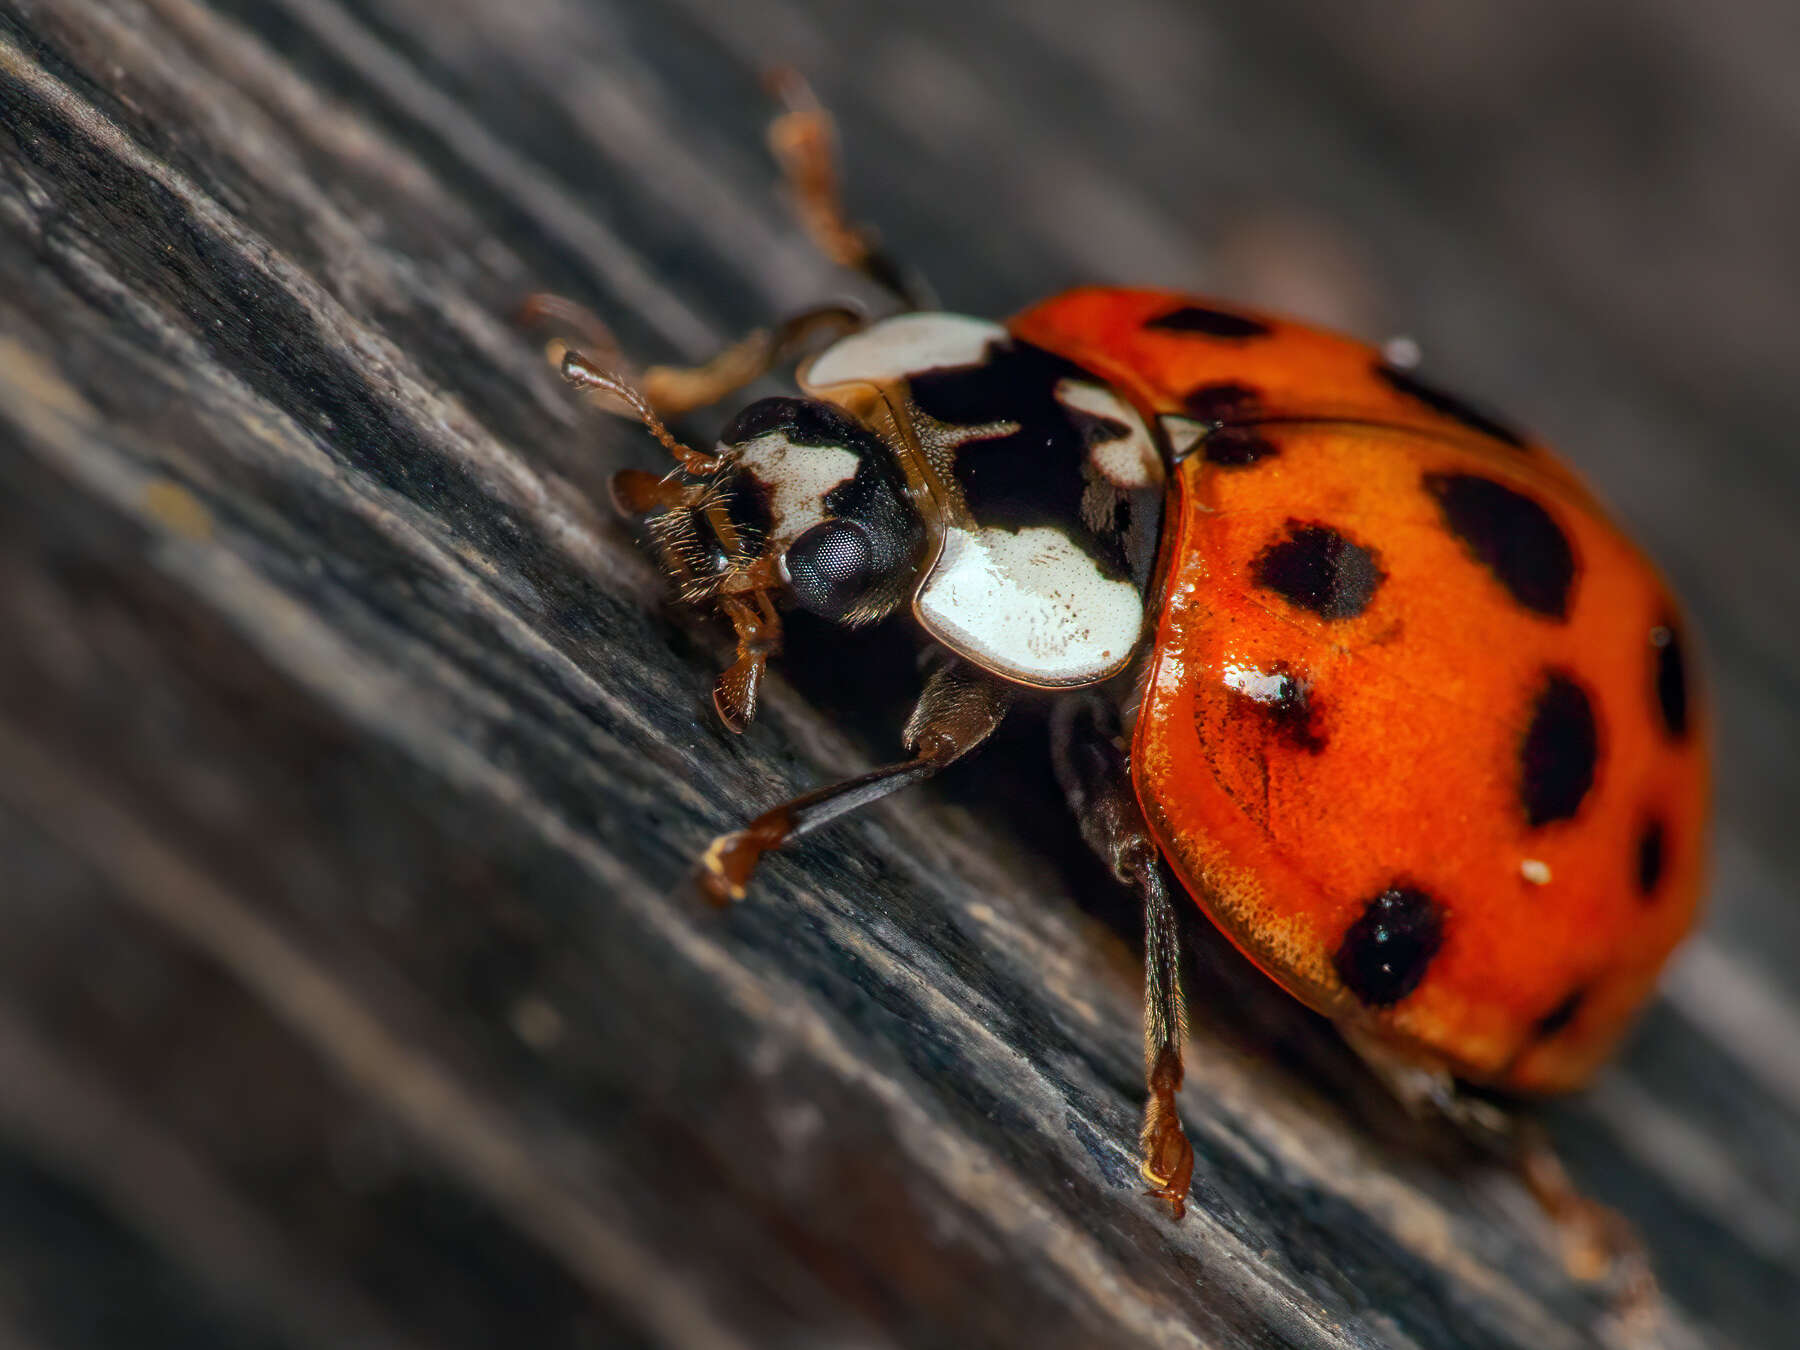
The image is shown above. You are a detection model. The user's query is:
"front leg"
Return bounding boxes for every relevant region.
[699,655,1012,902]
[1051,698,1195,1219]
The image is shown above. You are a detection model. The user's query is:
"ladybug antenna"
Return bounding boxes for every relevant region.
[559,349,722,477]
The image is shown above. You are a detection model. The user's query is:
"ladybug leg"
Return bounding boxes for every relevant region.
[1511,1118,1661,1334]
[766,69,936,311]
[523,292,865,421]
[1050,698,1195,1220]
[1344,1031,1661,1330]
[696,656,1010,903]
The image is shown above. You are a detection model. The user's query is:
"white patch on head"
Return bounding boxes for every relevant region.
[914,525,1143,686]
[803,313,1007,390]
[1056,380,1162,490]
[1159,415,1207,461]
[732,434,859,542]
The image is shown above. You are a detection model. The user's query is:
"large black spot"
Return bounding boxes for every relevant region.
[1376,363,1527,449]
[1637,818,1667,898]
[1653,621,1690,739]
[1425,472,1575,619]
[1252,521,1385,619]
[1333,886,1445,1007]
[1521,671,1599,826]
[1179,383,1275,465]
[1146,305,1273,339]
[1533,987,1587,1041]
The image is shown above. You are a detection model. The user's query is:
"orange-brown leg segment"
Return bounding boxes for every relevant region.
[698,657,1010,903]
[766,69,934,311]
[1513,1119,1660,1334]
[1051,699,1194,1219]
[1344,1031,1661,1330]
[524,292,867,420]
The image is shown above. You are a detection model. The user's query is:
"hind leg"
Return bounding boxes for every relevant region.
[1345,1029,1660,1334]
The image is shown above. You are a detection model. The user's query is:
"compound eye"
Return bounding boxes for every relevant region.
[784,518,876,620]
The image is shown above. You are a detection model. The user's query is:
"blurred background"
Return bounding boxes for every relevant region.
[1,1,1797,1347]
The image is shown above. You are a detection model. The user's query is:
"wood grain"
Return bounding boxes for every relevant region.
[1,2,1796,1347]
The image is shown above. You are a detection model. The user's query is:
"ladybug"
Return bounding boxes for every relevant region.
[529,74,1707,1301]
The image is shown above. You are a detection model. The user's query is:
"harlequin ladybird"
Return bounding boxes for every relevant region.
[529,74,1707,1298]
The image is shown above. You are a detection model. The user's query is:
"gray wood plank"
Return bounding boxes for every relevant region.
[0,1,1794,1347]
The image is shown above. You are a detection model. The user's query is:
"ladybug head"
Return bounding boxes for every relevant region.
[611,394,927,730]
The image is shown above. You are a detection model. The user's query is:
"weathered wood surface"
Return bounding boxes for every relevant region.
[2,2,1798,1347]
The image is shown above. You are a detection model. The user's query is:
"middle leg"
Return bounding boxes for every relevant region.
[1051,697,1195,1219]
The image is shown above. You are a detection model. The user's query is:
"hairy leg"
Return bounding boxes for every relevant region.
[1051,697,1195,1219]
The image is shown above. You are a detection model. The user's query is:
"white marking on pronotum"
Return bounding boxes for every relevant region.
[803,312,1006,389]
[1159,415,1207,461]
[731,434,859,543]
[1520,858,1552,885]
[1056,380,1162,490]
[914,525,1142,686]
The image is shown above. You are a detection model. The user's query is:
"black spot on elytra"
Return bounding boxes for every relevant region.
[1184,381,1261,422]
[1376,363,1527,449]
[1333,886,1445,1007]
[1252,522,1385,619]
[1182,382,1278,466]
[1208,427,1279,467]
[1425,472,1575,619]
[1146,305,1273,339]
[1533,987,1587,1041]
[1521,671,1599,826]
[1653,621,1690,739]
[1226,662,1326,752]
[1637,818,1667,898]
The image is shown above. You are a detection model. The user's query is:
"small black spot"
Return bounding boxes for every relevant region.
[1207,427,1279,467]
[1637,818,1667,898]
[1521,671,1599,826]
[1376,363,1527,449]
[1252,521,1385,619]
[1073,410,1133,449]
[1184,381,1262,422]
[1226,662,1326,752]
[1652,621,1690,740]
[1533,987,1587,1041]
[1146,305,1272,339]
[1425,472,1575,619]
[1333,886,1445,1007]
